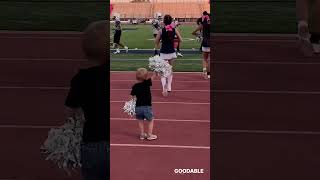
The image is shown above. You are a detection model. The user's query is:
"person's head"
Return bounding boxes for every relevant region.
[163,14,173,26]
[82,21,107,64]
[136,68,148,81]
[203,11,208,16]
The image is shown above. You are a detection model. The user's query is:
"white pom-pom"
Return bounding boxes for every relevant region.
[40,111,85,174]
[123,99,136,117]
[148,55,172,78]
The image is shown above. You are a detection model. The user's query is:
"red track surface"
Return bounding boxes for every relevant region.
[213,34,320,180]
[0,32,210,180]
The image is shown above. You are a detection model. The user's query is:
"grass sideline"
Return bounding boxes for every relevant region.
[110,24,201,49]
[111,54,203,72]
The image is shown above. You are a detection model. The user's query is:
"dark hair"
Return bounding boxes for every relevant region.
[163,14,173,25]
[203,11,208,15]
[82,21,107,63]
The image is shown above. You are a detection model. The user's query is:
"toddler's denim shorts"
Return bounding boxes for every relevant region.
[135,106,153,121]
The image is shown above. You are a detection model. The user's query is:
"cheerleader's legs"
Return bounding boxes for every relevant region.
[202,51,210,79]
[160,59,173,96]
[167,59,174,92]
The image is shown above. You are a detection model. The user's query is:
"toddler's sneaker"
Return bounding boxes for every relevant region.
[139,133,147,140]
[147,134,158,141]
[177,52,183,57]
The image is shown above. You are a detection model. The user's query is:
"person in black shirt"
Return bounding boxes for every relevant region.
[192,11,211,80]
[130,68,158,141]
[64,21,109,180]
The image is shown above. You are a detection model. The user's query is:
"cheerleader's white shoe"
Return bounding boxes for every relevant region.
[177,52,183,57]
[114,49,120,54]
[124,46,129,53]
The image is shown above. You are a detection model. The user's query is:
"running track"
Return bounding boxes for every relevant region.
[1,31,320,180]
[0,32,210,180]
[213,34,320,179]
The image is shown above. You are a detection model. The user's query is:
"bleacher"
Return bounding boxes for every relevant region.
[112,1,210,20]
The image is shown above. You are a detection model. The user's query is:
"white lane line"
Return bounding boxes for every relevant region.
[111,118,210,123]
[214,90,320,95]
[0,86,69,90]
[111,59,201,61]
[0,119,209,129]
[110,80,208,83]
[110,143,210,149]
[213,129,320,135]
[215,61,320,65]
[111,71,202,74]
[111,101,209,105]
[111,89,209,92]
[0,36,81,40]
[0,87,209,92]
[0,30,82,34]
[0,58,86,62]
[213,33,296,37]
[0,125,56,129]
[214,39,296,43]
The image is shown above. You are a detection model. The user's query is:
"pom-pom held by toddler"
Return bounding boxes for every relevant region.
[123,99,136,117]
[40,112,85,175]
[148,55,172,78]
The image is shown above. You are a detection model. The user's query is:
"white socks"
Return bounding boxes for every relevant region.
[167,73,173,91]
[161,77,167,92]
[161,73,173,92]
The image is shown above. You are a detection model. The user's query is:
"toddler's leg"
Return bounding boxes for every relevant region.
[138,120,146,139]
[147,120,157,140]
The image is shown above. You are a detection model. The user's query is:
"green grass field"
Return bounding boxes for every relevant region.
[110,24,201,49]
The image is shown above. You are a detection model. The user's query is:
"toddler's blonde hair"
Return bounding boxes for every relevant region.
[136,68,148,81]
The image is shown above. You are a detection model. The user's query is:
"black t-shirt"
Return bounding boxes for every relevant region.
[65,64,108,143]
[130,79,152,106]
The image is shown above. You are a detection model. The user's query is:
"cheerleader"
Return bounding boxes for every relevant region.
[296,0,320,55]
[192,11,211,79]
[171,18,183,57]
[113,17,128,54]
[152,16,162,55]
[155,14,182,96]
